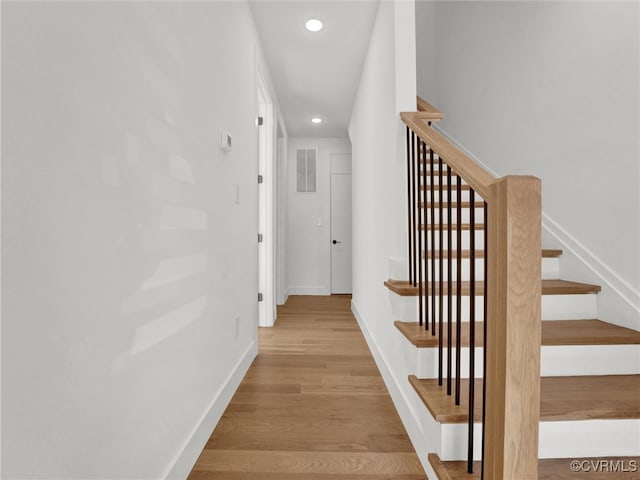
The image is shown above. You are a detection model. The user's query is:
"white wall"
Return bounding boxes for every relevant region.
[415,0,436,102]
[349,0,440,477]
[287,137,351,295]
[416,1,640,328]
[2,3,280,478]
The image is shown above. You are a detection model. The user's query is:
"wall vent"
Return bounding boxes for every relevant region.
[296,149,317,193]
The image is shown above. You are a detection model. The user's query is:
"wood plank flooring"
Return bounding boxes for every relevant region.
[188,295,426,479]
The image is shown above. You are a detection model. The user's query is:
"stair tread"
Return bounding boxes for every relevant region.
[427,453,640,479]
[422,248,562,259]
[409,374,640,424]
[394,319,640,348]
[541,319,640,345]
[384,279,602,296]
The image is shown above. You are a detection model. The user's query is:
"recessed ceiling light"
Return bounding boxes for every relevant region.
[305,19,323,32]
[311,117,323,124]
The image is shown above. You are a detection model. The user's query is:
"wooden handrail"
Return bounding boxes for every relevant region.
[416,96,444,122]
[401,111,495,199]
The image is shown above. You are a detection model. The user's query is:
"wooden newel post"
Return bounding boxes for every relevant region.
[484,176,542,479]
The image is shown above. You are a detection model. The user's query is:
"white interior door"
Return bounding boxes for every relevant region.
[330,173,352,294]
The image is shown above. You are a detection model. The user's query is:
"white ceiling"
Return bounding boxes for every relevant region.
[249,1,380,138]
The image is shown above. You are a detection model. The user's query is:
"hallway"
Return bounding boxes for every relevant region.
[188,295,426,479]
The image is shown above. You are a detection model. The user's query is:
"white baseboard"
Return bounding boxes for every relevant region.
[543,213,640,330]
[288,286,330,295]
[278,287,290,306]
[164,340,257,480]
[277,287,290,306]
[351,300,433,477]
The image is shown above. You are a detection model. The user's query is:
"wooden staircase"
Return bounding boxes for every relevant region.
[388,113,640,478]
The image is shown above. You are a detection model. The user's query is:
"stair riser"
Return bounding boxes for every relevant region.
[389,257,559,281]
[389,294,598,323]
[411,345,640,379]
[538,420,640,459]
[415,346,484,379]
[437,420,640,461]
[420,258,559,281]
[419,175,465,185]
[419,209,485,224]
[540,345,640,376]
[419,231,485,250]
[543,294,598,320]
[424,191,478,202]
[391,295,486,323]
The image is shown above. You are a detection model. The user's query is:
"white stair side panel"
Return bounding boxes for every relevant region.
[406,374,446,456]
[538,420,640,458]
[397,328,426,381]
[541,345,640,376]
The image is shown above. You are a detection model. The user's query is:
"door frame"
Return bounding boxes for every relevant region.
[257,69,275,327]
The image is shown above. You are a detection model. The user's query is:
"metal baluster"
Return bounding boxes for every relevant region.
[417,140,424,326]
[481,201,488,479]
[455,178,462,405]
[406,127,413,285]
[447,166,452,395]
[468,189,476,474]
[438,158,444,385]
[412,131,418,287]
[423,144,430,329]
[430,150,436,335]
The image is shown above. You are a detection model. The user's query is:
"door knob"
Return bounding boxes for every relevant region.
[332,240,341,244]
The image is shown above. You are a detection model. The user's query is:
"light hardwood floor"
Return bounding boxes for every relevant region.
[188,295,426,479]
